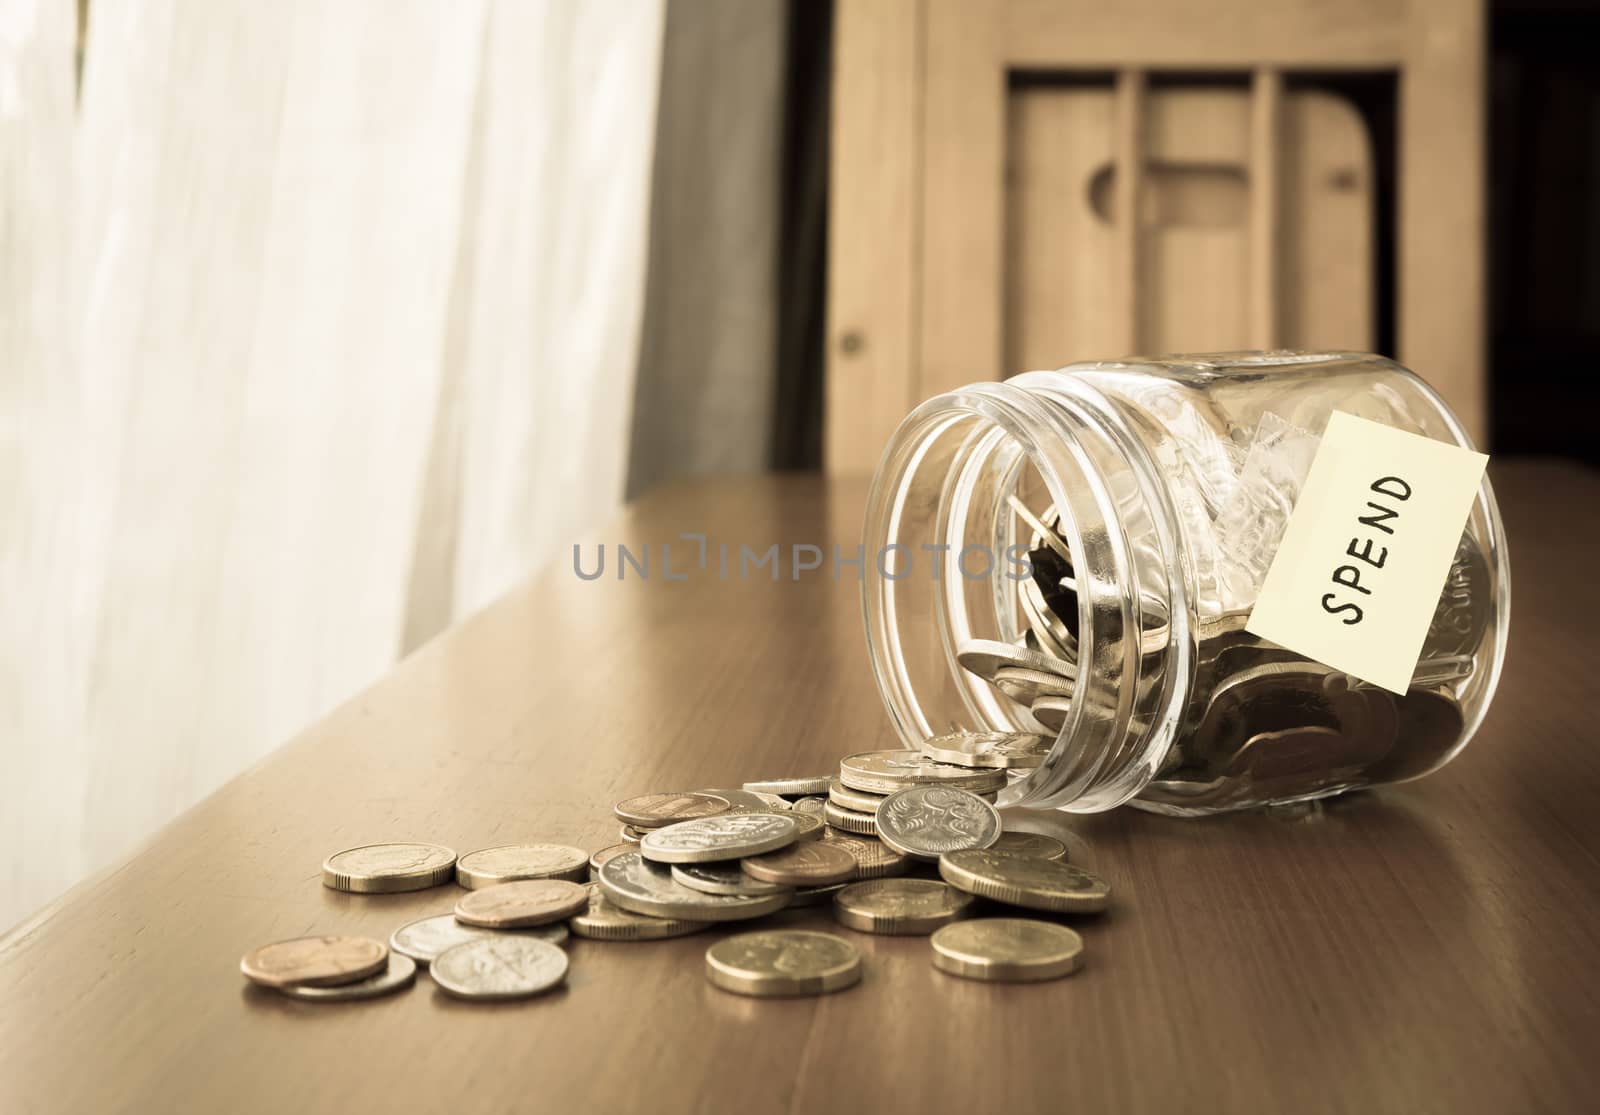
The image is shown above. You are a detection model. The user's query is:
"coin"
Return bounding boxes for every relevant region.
[786,811,824,842]
[430,936,568,1001]
[787,881,850,907]
[389,914,567,965]
[320,843,457,894]
[456,843,589,888]
[277,953,418,1001]
[638,812,798,864]
[240,935,388,989]
[742,841,857,886]
[613,792,730,829]
[619,825,646,844]
[956,638,1076,682]
[989,831,1068,861]
[672,861,789,897]
[828,777,887,813]
[839,751,1008,795]
[820,828,908,878]
[453,879,590,928]
[920,730,1053,770]
[1029,696,1072,732]
[823,799,877,835]
[693,787,783,811]
[990,667,1075,705]
[598,851,792,922]
[832,878,975,935]
[874,786,1002,861]
[569,882,711,941]
[742,775,832,798]
[589,843,635,879]
[939,848,1110,913]
[705,931,862,998]
[791,796,829,817]
[930,918,1084,982]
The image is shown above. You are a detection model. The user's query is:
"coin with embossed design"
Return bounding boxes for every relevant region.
[569,882,710,941]
[453,879,589,929]
[823,800,877,835]
[240,935,388,989]
[930,918,1084,982]
[820,828,908,878]
[389,914,567,965]
[874,786,1002,861]
[589,843,635,879]
[321,843,457,894]
[598,851,791,922]
[831,878,975,935]
[742,775,832,798]
[939,848,1110,914]
[920,731,1053,770]
[613,792,730,829]
[839,751,1007,796]
[430,936,568,1001]
[742,840,857,886]
[456,843,589,888]
[671,861,789,897]
[956,638,1077,682]
[277,953,418,1001]
[705,930,861,997]
[989,831,1068,862]
[639,812,798,864]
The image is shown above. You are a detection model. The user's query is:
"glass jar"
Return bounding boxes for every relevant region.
[860,351,1508,816]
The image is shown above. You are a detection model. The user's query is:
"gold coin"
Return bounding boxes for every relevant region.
[454,879,590,928]
[990,831,1068,861]
[832,878,974,935]
[786,811,824,842]
[786,882,850,907]
[240,935,388,989]
[930,918,1084,982]
[456,843,589,888]
[589,843,635,879]
[742,841,857,886]
[320,843,457,894]
[568,882,710,941]
[613,792,730,829]
[838,752,1007,796]
[276,953,418,1001]
[820,828,908,878]
[828,777,886,813]
[741,775,832,797]
[705,930,861,997]
[619,825,646,844]
[938,848,1110,913]
[823,800,876,835]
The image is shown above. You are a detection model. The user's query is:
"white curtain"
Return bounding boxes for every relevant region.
[0,0,665,929]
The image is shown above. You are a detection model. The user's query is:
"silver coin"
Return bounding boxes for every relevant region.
[598,851,792,922]
[792,796,829,817]
[956,638,1076,682]
[694,787,784,812]
[639,812,799,864]
[276,953,417,1002]
[920,731,1052,770]
[568,882,710,941]
[832,878,975,935]
[990,667,1075,704]
[671,861,788,897]
[839,751,1008,796]
[429,936,568,1001]
[875,786,1002,861]
[990,831,1068,861]
[705,930,862,997]
[456,843,589,888]
[823,800,877,835]
[828,777,887,813]
[389,914,568,965]
[742,775,832,798]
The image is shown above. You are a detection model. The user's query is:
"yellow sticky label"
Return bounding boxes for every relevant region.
[1245,411,1488,694]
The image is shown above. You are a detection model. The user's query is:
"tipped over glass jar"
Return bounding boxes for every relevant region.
[861,351,1508,816]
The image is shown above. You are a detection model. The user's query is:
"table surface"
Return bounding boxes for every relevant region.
[4,463,1598,1115]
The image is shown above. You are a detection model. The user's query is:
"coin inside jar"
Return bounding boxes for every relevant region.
[320,843,457,894]
[919,730,1053,770]
[704,930,862,997]
[612,792,730,829]
[453,879,590,928]
[838,751,1008,796]
[240,935,389,989]
[456,843,589,888]
[930,918,1084,982]
[741,841,857,886]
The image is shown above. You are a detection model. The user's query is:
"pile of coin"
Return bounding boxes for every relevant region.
[952,495,1476,811]
[239,758,1114,1003]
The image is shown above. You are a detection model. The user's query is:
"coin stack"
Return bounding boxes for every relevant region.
[239,758,1114,1003]
[953,496,1475,811]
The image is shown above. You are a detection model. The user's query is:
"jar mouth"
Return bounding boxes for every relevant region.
[861,376,1195,812]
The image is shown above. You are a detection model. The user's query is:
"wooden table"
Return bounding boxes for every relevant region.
[4,464,1598,1114]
